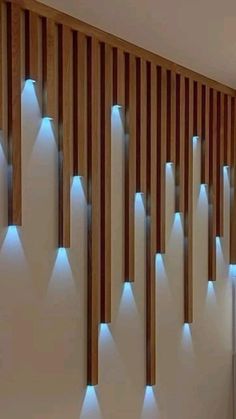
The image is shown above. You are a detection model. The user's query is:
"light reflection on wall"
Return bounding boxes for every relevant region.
[22,79,38,110]
[1,226,24,259]
[156,253,166,281]
[182,323,193,350]
[80,386,101,419]
[141,386,158,418]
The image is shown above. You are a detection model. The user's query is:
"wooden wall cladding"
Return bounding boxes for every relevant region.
[1,0,236,387]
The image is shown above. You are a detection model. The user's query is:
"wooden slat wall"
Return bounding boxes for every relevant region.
[1,0,236,387]
[7,2,22,226]
[87,36,101,385]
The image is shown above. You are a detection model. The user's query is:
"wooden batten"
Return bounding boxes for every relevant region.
[124,53,136,282]
[156,66,167,253]
[175,73,185,213]
[183,77,194,324]
[201,85,210,185]
[167,69,176,164]
[73,31,87,180]
[146,61,157,386]
[42,17,56,120]
[87,36,101,385]
[208,88,217,281]
[25,10,39,82]
[100,42,112,323]
[58,24,72,247]
[7,2,22,226]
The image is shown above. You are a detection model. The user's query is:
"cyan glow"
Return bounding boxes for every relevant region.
[25,78,36,84]
[99,323,113,345]
[166,161,173,166]
[230,265,236,278]
[71,175,85,200]
[192,135,199,146]
[52,247,72,279]
[1,225,24,262]
[112,104,122,110]
[121,282,135,306]
[80,386,100,418]
[173,212,183,234]
[207,281,215,296]
[22,79,38,109]
[43,116,53,121]
[142,386,158,416]
[182,323,192,346]
[156,253,165,279]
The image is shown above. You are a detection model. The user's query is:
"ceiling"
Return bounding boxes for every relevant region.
[42,0,236,88]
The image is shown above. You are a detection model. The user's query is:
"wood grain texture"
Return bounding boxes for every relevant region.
[140,58,147,197]
[58,24,72,247]
[42,17,56,119]
[184,77,194,324]
[8,0,235,96]
[208,88,217,281]
[230,97,236,263]
[201,85,210,185]
[216,92,224,236]
[0,2,3,130]
[175,74,185,213]
[7,2,22,225]
[112,47,125,107]
[156,66,167,253]
[25,10,38,81]
[87,36,100,385]
[73,31,87,179]
[124,53,136,282]
[193,80,202,137]
[224,94,231,166]
[167,70,176,163]
[146,61,157,386]
[100,42,112,323]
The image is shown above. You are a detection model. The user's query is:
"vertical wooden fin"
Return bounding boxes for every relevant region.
[208,89,217,281]
[193,80,202,137]
[42,18,56,120]
[156,66,167,252]
[7,2,22,226]
[146,61,157,386]
[140,59,147,196]
[73,31,87,179]
[216,92,224,236]
[201,85,210,185]
[124,53,136,282]
[113,48,125,107]
[58,25,72,247]
[167,70,176,164]
[184,77,194,323]
[25,10,38,82]
[87,36,100,385]
[230,97,236,264]
[0,2,3,130]
[175,74,185,213]
[100,42,112,323]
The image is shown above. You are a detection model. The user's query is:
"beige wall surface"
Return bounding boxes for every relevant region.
[0,80,233,418]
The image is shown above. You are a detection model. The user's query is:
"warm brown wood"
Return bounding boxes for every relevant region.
[175,74,185,213]
[193,80,202,137]
[201,85,210,185]
[224,94,231,166]
[230,97,236,264]
[167,70,176,163]
[112,47,125,107]
[58,24,72,247]
[100,42,112,323]
[73,31,87,179]
[8,0,235,97]
[87,36,100,385]
[25,10,38,81]
[184,77,194,323]
[140,58,147,196]
[146,61,157,386]
[124,53,136,282]
[7,2,22,225]
[42,17,56,120]
[156,66,167,253]
[0,2,3,130]
[216,91,224,236]
[208,89,217,281]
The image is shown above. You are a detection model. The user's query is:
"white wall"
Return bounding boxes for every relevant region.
[0,80,233,418]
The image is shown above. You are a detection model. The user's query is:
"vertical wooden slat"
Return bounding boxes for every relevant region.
[113,48,125,107]
[58,25,72,247]
[146,61,157,386]
[193,81,202,137]
[124,53,136,282]
[201,85,210,185]
[208,89,217,281]
[140,59,147,196]
[216,92,224,236]
[184,77,194,323]
[136,58,141,192]
[167,70,176,163]
[175,74,185,213]
[73,31,87,179]
[87,36,100,385]
[156,66,167,253]
[7,2,21,225]
[42,17,56,120]
[225,94,231,166]
[100,42,112,323]
[230,97,236,264]
[0,2,3,130]
[25,10,38,82]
